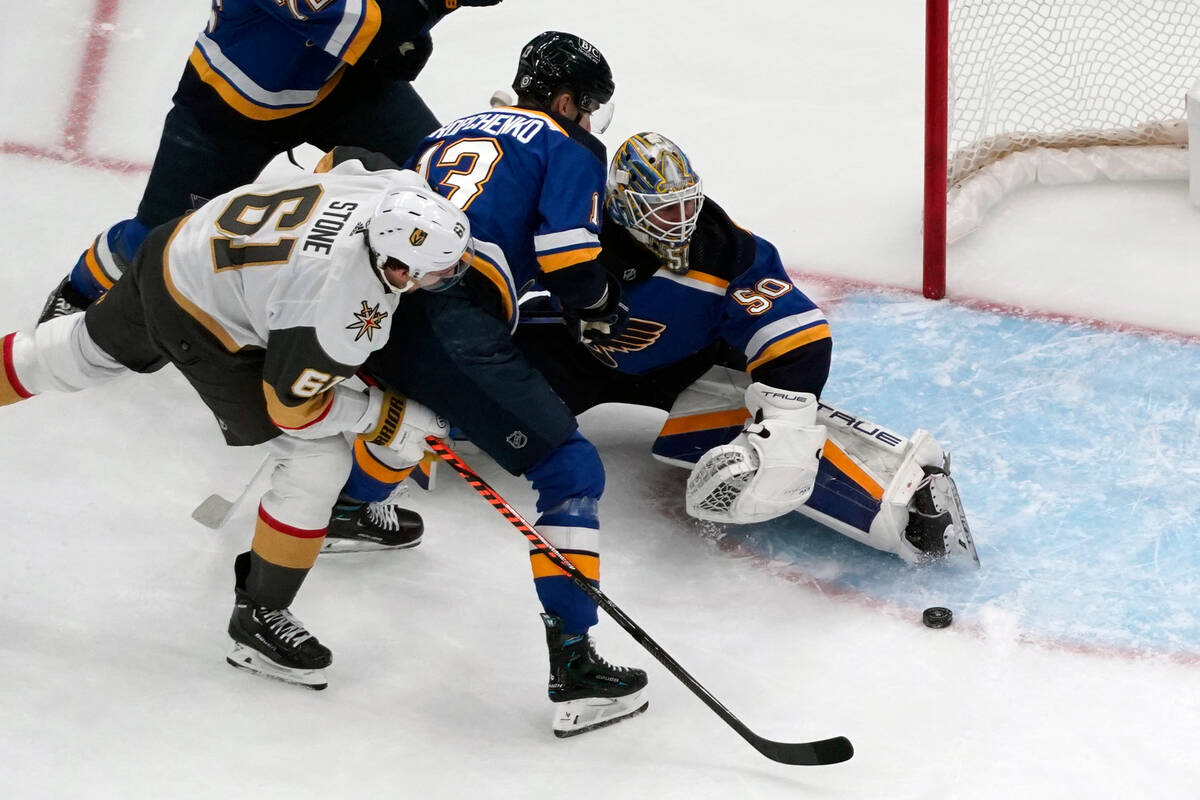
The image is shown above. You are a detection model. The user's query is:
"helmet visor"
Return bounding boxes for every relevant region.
[387,244,474,293]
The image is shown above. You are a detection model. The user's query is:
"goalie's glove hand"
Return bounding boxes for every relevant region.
[564,274,630,346]
[359,389,449,464]
[367,32,433,81]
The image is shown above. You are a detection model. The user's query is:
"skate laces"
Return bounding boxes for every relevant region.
[572,635,632,675]
[259,608,313,646]
[365,502,403,532]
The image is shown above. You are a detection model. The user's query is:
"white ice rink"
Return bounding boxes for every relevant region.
[1,2,1198,797]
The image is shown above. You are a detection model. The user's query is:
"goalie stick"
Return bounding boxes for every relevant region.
[425,435,854,767]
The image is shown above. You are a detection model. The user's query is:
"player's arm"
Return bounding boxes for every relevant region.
[262,327,443,462]
[535,136,629,342]
[365,0,503,80]
[720,234,832,398]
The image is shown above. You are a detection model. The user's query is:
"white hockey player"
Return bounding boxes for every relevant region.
[0,162,469,688]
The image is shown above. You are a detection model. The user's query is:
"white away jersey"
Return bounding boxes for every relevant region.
[161,162,408,433]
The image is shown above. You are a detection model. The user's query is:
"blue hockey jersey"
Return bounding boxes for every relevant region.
[587,200,830,377]
[190,0,383,119]
[407,106,610,312]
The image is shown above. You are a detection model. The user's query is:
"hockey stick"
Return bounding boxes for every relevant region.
[191,455,273,529]
[424,435,853,767]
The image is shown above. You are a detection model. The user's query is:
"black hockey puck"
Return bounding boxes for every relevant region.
[922,606,953,629]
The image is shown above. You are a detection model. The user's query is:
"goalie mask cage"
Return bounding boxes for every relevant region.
[922,0,1200,299]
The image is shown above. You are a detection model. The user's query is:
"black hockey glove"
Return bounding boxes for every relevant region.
[424,0,503,23]
[564,274,630,346]
[368,32,434,81]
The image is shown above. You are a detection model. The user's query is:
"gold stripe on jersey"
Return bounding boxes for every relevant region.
[187,46,347,121]
[341,0,382,65]
[680,269,730,291]
[530,551,600,581]
[823,440,884,501]
[160,217,242,353]
[466,253,515,322]
[263,380,335,431]
[251,509,325,569]
[537,245,602,274]
[84,236,117,290]
[352,437,416,483]
[746,323,832,373]
[658,407,749,437]
[314,150,336,174]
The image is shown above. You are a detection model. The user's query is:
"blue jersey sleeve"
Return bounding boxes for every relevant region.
[532,136,604,276]
[718,234,831,375]
[245,0,382,64]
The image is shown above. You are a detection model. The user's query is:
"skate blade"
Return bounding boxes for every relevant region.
[552,689,649,738]
[929,473,980,569]
[320,535,422,554]
[226,642,328,690]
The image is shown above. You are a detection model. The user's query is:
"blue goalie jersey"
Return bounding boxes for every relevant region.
[406,106,609,313]
[588,199,831,378]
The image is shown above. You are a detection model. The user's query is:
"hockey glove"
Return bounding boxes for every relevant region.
[367,32,433,82]
[564,274,630,345]
[359,390,449,465]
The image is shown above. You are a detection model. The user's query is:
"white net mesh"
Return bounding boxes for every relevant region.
[948,0,1200,187]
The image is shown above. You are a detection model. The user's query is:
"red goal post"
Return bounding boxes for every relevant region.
[922,0,1200,299]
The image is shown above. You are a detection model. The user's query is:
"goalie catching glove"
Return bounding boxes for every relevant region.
[358,389,448,464]
[686,383,827,524]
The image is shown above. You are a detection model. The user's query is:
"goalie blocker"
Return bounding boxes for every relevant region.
[673,368,978,567]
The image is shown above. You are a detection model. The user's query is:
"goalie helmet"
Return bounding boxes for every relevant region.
[367,173,473,293]
[512,31,614,114]
[605,133,704,273]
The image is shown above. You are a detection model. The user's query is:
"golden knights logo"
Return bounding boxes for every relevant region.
[346,300,389,342]
[409,227,428,247]
[584,318,666,367]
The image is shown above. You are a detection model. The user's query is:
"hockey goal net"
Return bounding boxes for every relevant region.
[923,0,1200,298]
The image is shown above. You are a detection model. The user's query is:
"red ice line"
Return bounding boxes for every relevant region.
[0,0,149,174]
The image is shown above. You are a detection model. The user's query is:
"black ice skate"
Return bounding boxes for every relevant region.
[904,462,979,567]
[542,613,649,738]
[321,495,423,553]
[226,592,332,690]
[38,275,92,324]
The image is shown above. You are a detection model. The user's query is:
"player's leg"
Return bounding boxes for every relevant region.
[652,365,977,565]
[367,286,648,734]
[130,222,344,687]
[2,235,173,406]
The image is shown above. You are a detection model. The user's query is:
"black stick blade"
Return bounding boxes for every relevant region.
[752,734,854,766]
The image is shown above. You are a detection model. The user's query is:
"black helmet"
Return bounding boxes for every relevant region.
[511,31,614,112]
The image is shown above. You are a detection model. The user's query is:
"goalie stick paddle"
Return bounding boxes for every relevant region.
[424,436,853,767]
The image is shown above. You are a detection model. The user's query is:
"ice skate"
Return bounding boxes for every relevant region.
[904,462,979,566]
[226,593,332,690]
[38,275,91,324]
[322,495,423,553]
[542,613,649,738]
